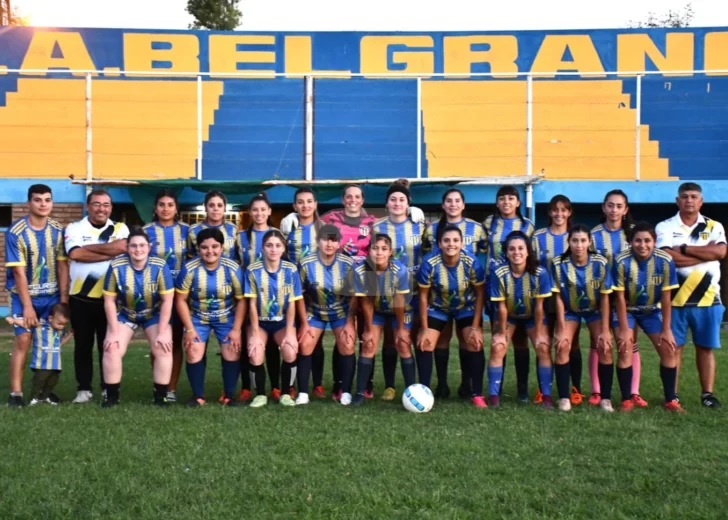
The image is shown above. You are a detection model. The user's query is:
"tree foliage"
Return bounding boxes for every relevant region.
[187,0,242,31]
[628,2,694,28]
[0,0,28,26]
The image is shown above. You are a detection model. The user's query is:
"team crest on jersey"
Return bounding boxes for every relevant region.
[463,236,473,246]
[360,225,370,236]
[700,232,710,240]
[222,283,233,295]
[590,279,601,289]
[409,235,421,246]
[651,275,663,285]
[146,283,159,292]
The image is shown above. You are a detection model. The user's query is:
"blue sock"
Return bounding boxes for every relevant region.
[222,359,239,398]
[186,360,206,399]
[537,364,553,397]
[488,365,504,397]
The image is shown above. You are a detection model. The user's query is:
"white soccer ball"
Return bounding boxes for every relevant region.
[402,384,434,413]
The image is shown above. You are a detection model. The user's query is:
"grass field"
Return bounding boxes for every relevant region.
[1,326,726,519]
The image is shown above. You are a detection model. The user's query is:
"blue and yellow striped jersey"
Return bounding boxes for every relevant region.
[612,249,679,312]
[371,217,426,277]
[175,257,244,324]
[532,228,569,274]
[187,222,239,262]
[483,215,535,269]
[5,217,67,297]
[103,255,174,323]
[287,222,318,265]
[590,224,630,270]
[238,227,279,268]
[422,218,488,258]
[299,252,355,321]
[143,221,190,278]
[244,260,303,321]
[29,321,65,371]
[551,254,612,314]
[354,258,411,314]
[416,253,485,314]
[491,265,552,319]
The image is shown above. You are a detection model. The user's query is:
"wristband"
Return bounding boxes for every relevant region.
[680,243,688,255]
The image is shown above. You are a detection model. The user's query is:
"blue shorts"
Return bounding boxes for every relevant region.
[259,320,287,335]
[191,320,233,346]
[611,311,663,335]
[308,315,348,331]
[428,307,475,323]
[372,312,413,330]
[506,315,548,329]
[565,311,602,324]
[11,293,60,336]
[119,313,161,331]
[671,305,724,349]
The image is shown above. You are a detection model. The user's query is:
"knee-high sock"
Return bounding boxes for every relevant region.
[555,363,571,400]
[311,340,324,388]
[631,349,641,395]
[367,356,376,392]
[356,357,374,395]
[383,347,398,389]
[332,348,342,392]
[401,357,416,387]
[589,349,600,394]
[297,355,312,394]
[598,363,613,400]
[434,348,449,388]
[459,348,471,391]
[537,364,553,397]
[339,353,356,394]
[240,353,251,390]
[515,348,530,397]
[416,350,433,388]
[221,359,239,398]
[186,360,206,399]
[251,363,266,396]
[469,351,485,396]
[266,346,281,390]
[488,365,504,397]
[660,365,677,403]
[569,348,582,393]
[281,360,296,394]
[498,355,507,395]
[617,366,633,402]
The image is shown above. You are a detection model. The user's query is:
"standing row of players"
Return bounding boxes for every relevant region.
[6,181,725,411]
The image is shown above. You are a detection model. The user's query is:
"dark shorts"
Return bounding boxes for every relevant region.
[258,320,288,335]
[428,315,475,333]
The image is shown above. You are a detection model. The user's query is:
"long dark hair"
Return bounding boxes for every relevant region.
[262,229,289,262]
[560,223,591,261]
[503,230,539,275]
[436,188,466,244]
[494,185,527,226]
[204,190,227,208]
[152,189,179,222]
[362,234,393,295]
[291,187,321,232]
[600,189,634,229]
[246,192,274,243]
[547,194,573,229]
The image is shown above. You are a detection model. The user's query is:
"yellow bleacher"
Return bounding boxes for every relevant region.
[0,78,223,179]
[421,80,669,180]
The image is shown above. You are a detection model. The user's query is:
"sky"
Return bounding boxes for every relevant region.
[13,0,728,31]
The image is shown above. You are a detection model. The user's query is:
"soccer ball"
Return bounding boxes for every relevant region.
[402,384,434,413]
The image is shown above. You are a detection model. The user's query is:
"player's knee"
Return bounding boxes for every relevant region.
[13,333,32,352]
[221,348,240,362]
[556,350,570,365]
[187,346,205,364]
[361,343,377,357]
[490,342,506,361]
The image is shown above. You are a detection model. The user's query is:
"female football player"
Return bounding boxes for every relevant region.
[245,230,302,408]
[144,189,190,403]
[416,225,486,408]
[422,188,488,400]
[612,222,683,412]
[175,228,246,408]
[488,231,553,409]
[551,224,613,411]
[296,224,358,405]
[370,183,425,400]
[187,190,238,261]
[101,227,174,407]
[483,186,535,403]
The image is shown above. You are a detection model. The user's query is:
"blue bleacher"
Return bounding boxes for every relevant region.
[622,77,728,180]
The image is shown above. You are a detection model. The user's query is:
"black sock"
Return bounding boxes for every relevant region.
[153,383,168,400]
[459,348,471,391]
[416,350,434,388]
[281,360,296,394]
[383,347,398,389]
[240,353,251,390]
[660,365,677,402]
[515,348,530,397]
[312,339,324,388]
[332,348,342,393]
[569,348,583,393]
[499,355,507,395]
[555,363,571,400]
[470,350,485,396]
[266,346,281,390]
[616,366,633,401]
[435,348,449,389]
[401,356,416,387]
[598,363,614,400]
[297,355,312,394]
[106,383,120,403]
[356,357,374,395]
[339,353,356,394]
[367,355,375,393]
[252,364,266,396]
[222,359,239,398]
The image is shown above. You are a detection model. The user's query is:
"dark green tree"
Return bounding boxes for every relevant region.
[628,2,694,28]
[187,0,242,30]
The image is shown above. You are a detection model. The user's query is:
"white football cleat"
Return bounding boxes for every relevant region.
[295,392,310,405]
[72,390,93,404]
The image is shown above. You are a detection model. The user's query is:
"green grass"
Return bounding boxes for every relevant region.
[0,327,726,519]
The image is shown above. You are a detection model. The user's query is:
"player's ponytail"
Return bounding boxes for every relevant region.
[561,223,591,261]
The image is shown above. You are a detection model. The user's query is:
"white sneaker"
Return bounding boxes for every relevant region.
[295,392,310,405]
[72,390,93,404]
[166,391,177,403]
[558,398,572,411]
[29,398,42,406]
[600,399,614,413]
[340,392,352,406]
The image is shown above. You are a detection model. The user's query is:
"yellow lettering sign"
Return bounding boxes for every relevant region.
[210,35,276,78]
[443,36,518,77]
[20,31,95,76]
[530,35,605,77]
[705,32,728,76]
[124,33,199,77]
[284,36,351,78]
[617,33,693,76]
[360,36,434,78]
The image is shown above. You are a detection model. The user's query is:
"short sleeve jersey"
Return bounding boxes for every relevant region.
[422,218,488,258]
[483,215,535,270]
[238,227,279,269]
[490,265,552,319]
[298,252,355,322]
[612,249,679,312]
[244,260,303,322]
[187,222,239,262]
[175,257,244,324]
[532,228,569,274]
[103,255,174,323]
[29,320,64,371]
[354,258,411,314]
[5,217,67,297]
[590,224,630,271]
[319,209,377,263]
[551,254,612,314]
[287,222,318,265]
[416,252,485,314]
[371,217,426,289]
[143,221,190,278]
